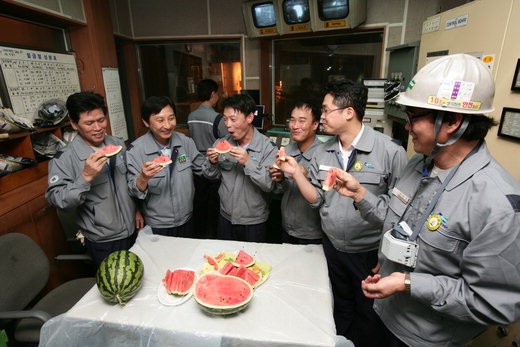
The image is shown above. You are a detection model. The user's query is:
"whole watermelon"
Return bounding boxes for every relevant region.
[96,250,144,306]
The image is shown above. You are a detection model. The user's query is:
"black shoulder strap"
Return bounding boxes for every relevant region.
[213,114,223,139]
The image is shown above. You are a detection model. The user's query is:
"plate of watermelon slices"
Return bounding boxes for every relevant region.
[157,267,197,306]
[200,250,272,289]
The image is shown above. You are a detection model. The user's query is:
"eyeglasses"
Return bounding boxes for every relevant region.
[405,109,433,124]
[321,106,349,115]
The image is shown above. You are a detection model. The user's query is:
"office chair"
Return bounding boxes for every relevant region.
[0,233,95,345]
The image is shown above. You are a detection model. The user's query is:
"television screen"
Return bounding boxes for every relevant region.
[252,2,277,28]
[282,0,310,25]
[318,0,349,21]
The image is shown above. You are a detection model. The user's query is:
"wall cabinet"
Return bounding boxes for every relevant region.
[0,122,70,194]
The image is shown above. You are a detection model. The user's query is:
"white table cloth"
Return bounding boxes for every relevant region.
[40,227,353,347]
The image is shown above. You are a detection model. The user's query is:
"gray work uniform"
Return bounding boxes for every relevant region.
[309,126,408,252]
[45,135,135,242]
[126,131,206,229]
[202,127,277,225]
[187,104,228,153]
[276,137,323,239]
[371,142,520,347]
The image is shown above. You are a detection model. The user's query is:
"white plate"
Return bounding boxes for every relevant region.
[157,268,196,306]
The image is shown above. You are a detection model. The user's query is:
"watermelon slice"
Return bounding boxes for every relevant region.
[193,273,253,315]
[276,147,287,162]
[204,254,219,271]
[233,250,255,267]
[162,268,196,296]
[99,144,122,157]
[322,169,337,191]
[215,140,233,154]
[219,261,235,275]
[153,155,172,167]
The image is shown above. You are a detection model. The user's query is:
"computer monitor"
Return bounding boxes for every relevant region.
[242,1,281,38]
[310,0,367,32]
[277,0,312,35]
[253,105,265,129]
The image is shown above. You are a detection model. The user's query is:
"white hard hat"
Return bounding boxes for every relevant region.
[396,54,495,114]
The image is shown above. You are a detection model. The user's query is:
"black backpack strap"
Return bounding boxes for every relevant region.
[212,114,223,139]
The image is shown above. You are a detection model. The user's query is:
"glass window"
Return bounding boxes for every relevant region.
[138,40,242,125]
[273,30,383,125]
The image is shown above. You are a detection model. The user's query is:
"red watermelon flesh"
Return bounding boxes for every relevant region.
[153,155,173,167]
[194,273,253,312]
[204,254,219,271]
[219,261,235,275]
[232,266,261,288]
[163,269,196,296]
[322,169,337,191]
[99,144,122,157]
[215,140,233,154]
[234,250,255,267]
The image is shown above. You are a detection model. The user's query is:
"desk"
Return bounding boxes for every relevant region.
[40,228,352,347]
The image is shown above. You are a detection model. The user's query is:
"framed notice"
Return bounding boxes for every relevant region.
[102,67,128,141]
[0,45,80,121]
[498,107,520,141]
[511,59,520,91]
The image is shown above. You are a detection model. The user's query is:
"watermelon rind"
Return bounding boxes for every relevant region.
[322,170,337,192]
[193,273,253,315]
[96,250,144,307]
[153,155,173,167]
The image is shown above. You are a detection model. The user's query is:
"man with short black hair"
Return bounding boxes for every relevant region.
[46,92,141,267]
[204,93,277,242]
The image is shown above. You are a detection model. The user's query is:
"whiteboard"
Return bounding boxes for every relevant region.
[102,67,128,141]
[0,45,81,122]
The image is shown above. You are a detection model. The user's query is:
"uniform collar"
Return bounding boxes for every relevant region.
[226,127,264,153]
[72,135,118,161]
[142,131,182,155]
[285,136,321,161]
[324,125,376,154]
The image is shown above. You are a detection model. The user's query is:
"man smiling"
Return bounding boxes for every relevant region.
[270,101,323,244]
[204,93,277,242]
[46,92,140,267]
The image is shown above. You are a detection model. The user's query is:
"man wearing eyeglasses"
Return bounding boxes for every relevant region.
[275,79,407,346]
[269,101,323,245]
[333,54,520,347]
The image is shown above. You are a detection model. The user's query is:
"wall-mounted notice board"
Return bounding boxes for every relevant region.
[0,45,81,121]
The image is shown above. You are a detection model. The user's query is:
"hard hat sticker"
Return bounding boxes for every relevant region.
[427,96,481,110]
[429,79,480,110]
[437,80,475,101]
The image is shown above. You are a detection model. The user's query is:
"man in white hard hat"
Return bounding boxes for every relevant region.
[331,54,520,346]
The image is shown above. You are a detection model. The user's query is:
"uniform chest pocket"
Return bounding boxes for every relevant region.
[352,171,386,185]
[89,171,109,199]
[176,161,192,172]
[115,161,127,175]
[419,228,467,253]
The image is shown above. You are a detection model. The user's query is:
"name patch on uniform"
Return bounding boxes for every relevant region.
[319,165,333,172]
[392,187,410,204]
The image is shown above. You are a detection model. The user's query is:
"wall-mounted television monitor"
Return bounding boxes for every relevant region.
[277,0,312,35]
[310,0,367,32]
[242,1,281,38]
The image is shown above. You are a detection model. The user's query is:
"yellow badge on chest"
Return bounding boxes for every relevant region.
[427,214,442,231]
[353,160,363,171]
